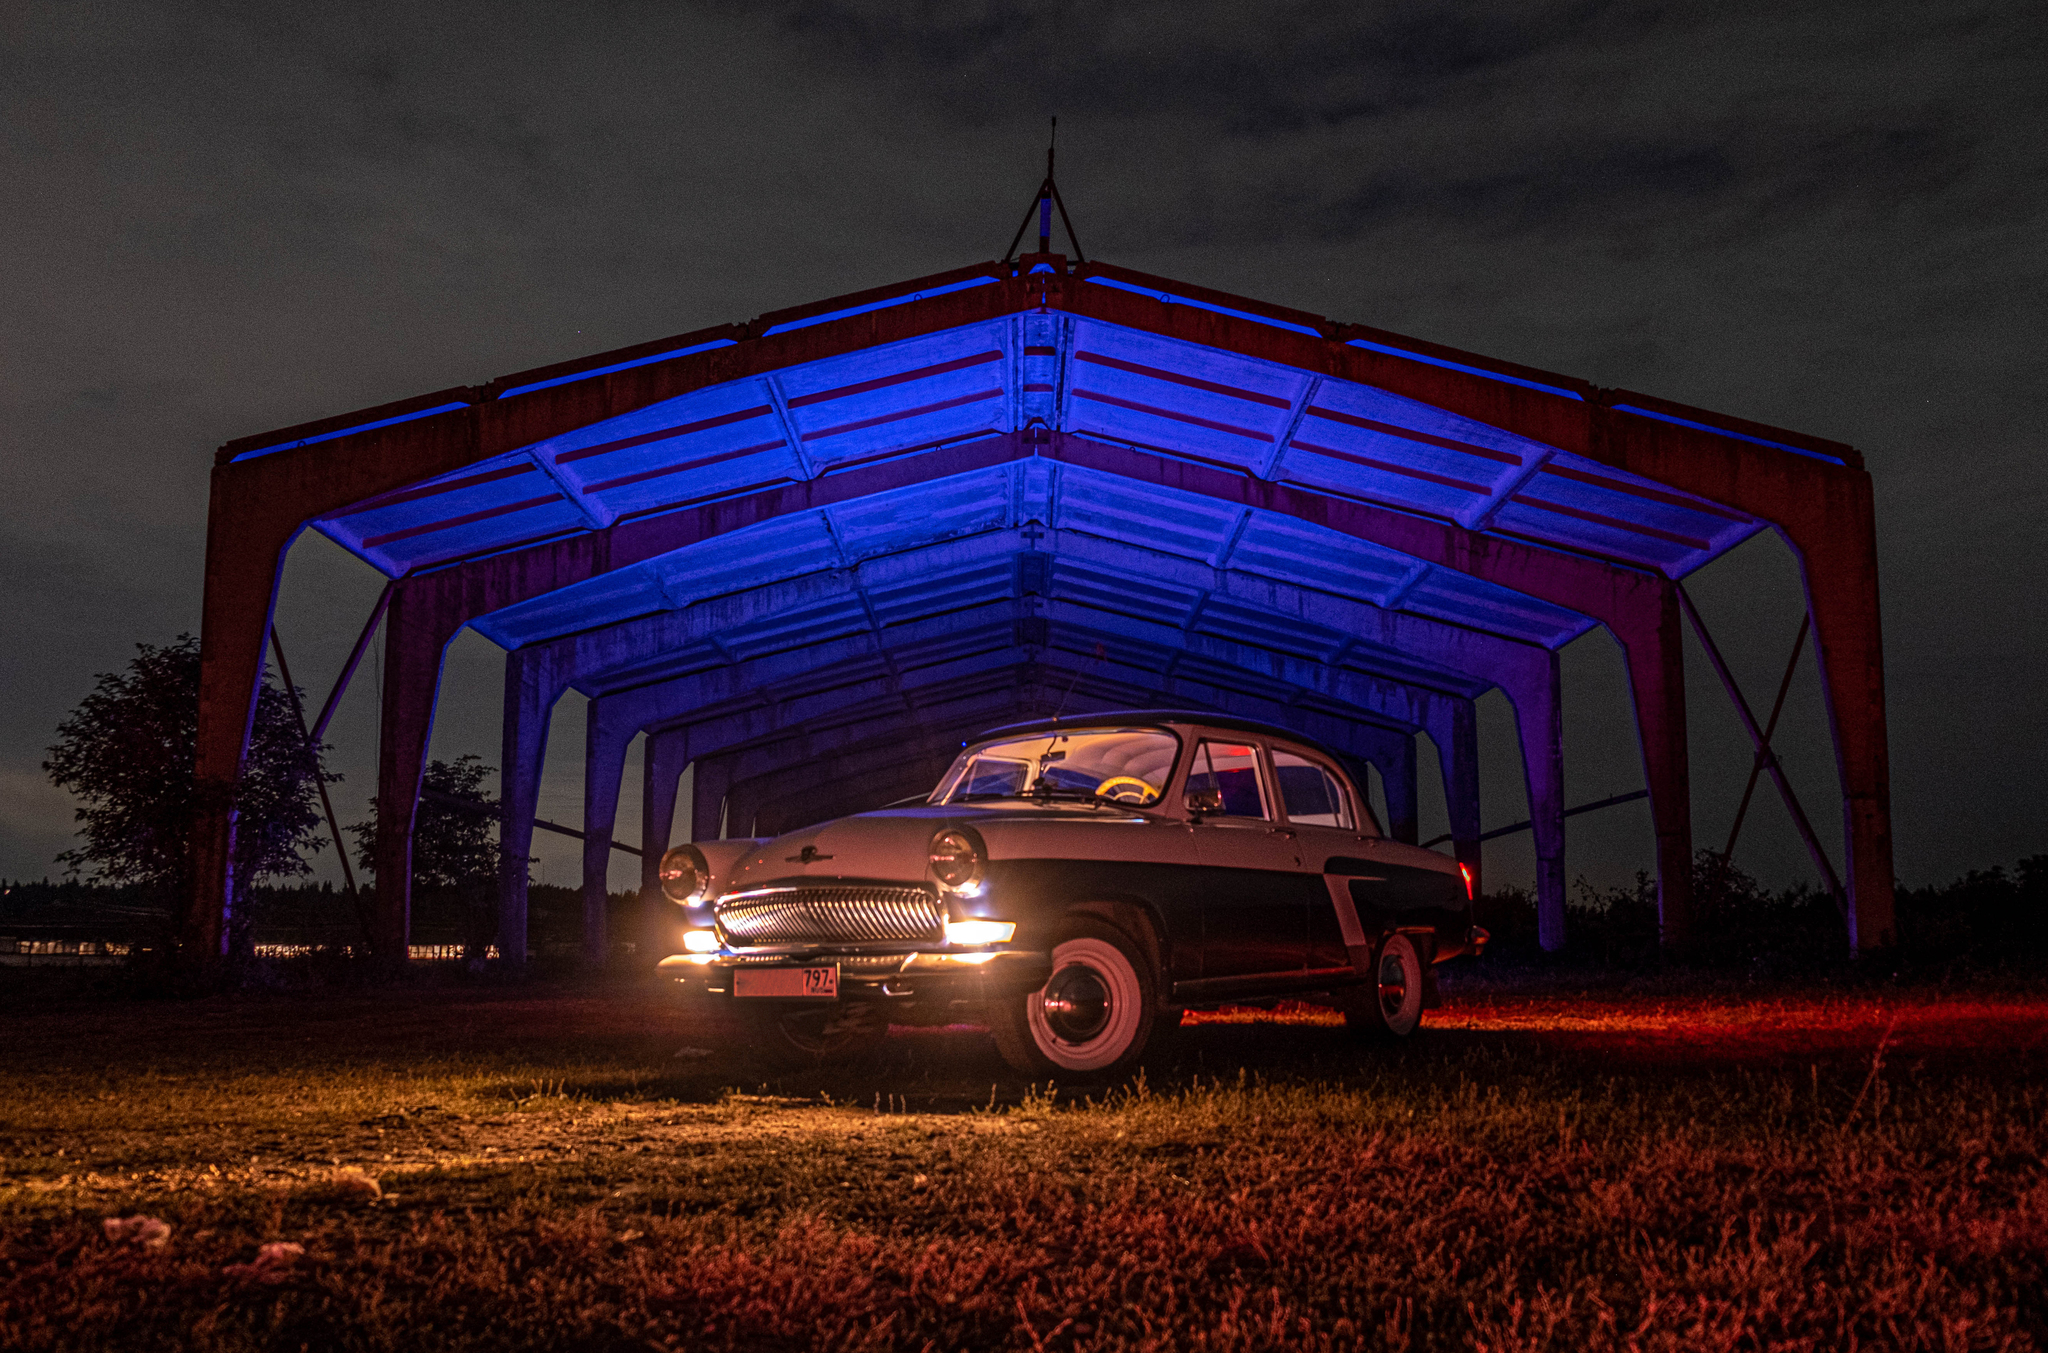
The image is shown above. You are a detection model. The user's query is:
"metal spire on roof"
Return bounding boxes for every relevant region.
[1003,118,1086,264]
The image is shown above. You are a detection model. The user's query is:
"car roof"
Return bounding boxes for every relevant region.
[972,709,1349,761]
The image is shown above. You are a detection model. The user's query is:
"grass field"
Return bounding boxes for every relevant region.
[3,972,2046,1351]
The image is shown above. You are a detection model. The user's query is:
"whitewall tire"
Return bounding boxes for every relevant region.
[1343,933,1425,1039]
[991,919,1157,1077]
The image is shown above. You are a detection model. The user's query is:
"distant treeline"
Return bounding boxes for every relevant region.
[0,879,641,949]
[10,855,2045,972]
[1476,852,2048,973]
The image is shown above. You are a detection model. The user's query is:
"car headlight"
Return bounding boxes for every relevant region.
[681,929,721,953]
[928,828,985,894]
[659,844,711,904]
[943,918,1015,946]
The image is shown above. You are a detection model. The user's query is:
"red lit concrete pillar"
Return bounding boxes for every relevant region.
[372,579,466,969]
[187,496,300,964]
[580,698,634,968]
[1592,408,1891,952]
[1780,493,1895,949]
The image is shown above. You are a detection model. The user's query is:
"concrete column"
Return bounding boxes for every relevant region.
[1347,725,1418,843]
[497,647,565,972]
[1612,583,1693,945]
[1426,699,1482,898]
[372,579,465,970]
[639,730,689,963]
[580,698,634,968]
[690,755,734,841]
[773,763,950,837]
[723,770,768,841]
[730,736,960,839]
[640,730,688,899]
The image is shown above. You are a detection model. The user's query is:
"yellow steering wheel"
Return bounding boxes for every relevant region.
[1094,776,1156,803]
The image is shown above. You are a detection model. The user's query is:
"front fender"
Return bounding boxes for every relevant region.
[674,838,769,916]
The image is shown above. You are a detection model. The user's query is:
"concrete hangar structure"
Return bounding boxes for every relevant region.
[186,242,1894,966]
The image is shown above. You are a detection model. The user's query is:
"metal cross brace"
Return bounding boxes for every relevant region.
[1676,584,1845,913]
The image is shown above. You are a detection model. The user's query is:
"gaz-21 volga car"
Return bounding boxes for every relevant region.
[657,712,1487,1076]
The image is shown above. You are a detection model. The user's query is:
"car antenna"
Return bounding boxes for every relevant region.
[1052,641,1107,721]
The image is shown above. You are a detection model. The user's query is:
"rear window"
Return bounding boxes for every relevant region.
[1274,749,1353,829]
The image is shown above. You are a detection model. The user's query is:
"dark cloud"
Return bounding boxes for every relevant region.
[1,0,2042,890]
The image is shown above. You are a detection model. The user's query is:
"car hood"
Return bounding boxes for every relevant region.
[718,801,1153,895]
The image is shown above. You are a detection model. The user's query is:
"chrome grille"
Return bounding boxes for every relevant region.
[716,886,943,946]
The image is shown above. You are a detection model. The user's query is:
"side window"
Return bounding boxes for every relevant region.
[1189,742,1270,819]
[1273,749,1353,829]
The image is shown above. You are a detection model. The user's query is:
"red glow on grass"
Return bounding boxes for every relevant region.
[1182,993,2048,1065]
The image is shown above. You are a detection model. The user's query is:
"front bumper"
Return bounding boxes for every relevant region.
[659,948,1053,1002]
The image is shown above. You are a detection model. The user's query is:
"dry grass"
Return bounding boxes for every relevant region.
[2,975,2045,1351]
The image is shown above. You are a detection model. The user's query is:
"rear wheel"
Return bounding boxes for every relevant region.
[990,918,1157,1078]
[736,1001,889,1071]
[1342,933,1424,1039]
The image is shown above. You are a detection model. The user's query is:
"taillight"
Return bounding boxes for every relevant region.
[1458,863,1475,901]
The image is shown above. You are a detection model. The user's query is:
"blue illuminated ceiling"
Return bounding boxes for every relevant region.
[267,257,1819,721]
[311,310,1764,585]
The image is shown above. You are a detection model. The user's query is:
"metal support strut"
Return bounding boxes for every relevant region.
[267,626,370,944]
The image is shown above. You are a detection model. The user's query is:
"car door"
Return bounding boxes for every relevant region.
[1187,739,1307,982]
[1271,746,1376,978]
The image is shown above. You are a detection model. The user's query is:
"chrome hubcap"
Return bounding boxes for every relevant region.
[1378,952,1408,1021]
[1040,963,1113,1042]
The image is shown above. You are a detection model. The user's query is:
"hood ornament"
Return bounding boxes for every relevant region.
[786,844,834,864]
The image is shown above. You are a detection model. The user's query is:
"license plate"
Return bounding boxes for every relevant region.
[732,966,839,999]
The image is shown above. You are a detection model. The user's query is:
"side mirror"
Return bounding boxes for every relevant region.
[1185,786,1223,819]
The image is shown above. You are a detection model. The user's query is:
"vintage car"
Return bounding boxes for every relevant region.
[657,711,1486,1076]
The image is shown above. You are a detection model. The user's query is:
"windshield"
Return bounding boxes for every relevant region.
[931,727,1181,807]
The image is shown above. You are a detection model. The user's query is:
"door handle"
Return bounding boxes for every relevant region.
[1269,827,1297,839]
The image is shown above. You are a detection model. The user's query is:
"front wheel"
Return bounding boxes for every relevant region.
[1342,933,1424,1038]
[990,919,1157,1078]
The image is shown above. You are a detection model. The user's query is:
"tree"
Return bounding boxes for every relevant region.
[43,635,329,943]
[349,754,506,960]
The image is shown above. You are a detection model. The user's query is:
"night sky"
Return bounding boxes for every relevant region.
[4,2,2042,897]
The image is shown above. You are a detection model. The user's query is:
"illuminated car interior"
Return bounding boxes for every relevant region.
[932,728,1179,805]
